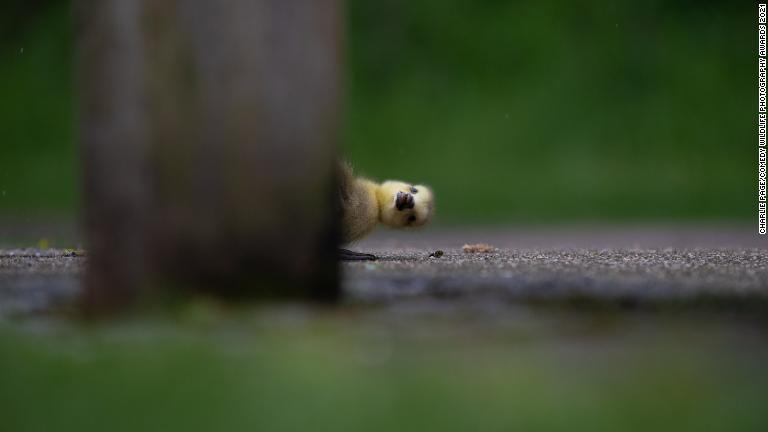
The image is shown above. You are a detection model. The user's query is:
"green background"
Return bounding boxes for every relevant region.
[0,0,753,223]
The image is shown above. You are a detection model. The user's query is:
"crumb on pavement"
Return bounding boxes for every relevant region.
[462,243,495,253]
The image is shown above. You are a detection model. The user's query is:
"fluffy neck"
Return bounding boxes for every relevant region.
[358,178,384,223]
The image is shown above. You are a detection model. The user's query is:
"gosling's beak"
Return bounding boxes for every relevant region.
[395,191,415,211]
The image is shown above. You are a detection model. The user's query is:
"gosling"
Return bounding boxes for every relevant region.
[338,162,434,261]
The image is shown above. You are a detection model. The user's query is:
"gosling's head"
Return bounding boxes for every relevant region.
[376,180,434,229]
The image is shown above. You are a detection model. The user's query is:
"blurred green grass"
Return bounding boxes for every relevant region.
[344,0,753,223]
[0,0,754,223]
[1,313,767,432]
[0,1,77,213]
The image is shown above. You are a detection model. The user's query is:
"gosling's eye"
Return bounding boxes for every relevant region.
[407,215,417,222]
[410,187,418,194]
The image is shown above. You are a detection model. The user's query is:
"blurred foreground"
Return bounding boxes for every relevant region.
[1,226,766,431]
[1,300,766,432]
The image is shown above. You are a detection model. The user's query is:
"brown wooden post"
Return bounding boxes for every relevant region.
[76,0,341,313]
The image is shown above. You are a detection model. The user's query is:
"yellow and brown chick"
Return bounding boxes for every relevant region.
[338,162,434,260]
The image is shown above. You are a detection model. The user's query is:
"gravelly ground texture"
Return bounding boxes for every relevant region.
[1,226,767,317]
[344,248,768,307]
[345,226,768,308]
[0,249,83,317]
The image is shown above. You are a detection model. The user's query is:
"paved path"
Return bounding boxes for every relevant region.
[1,226,767,316]
[346,227,768,306]
[344,248,768,307]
